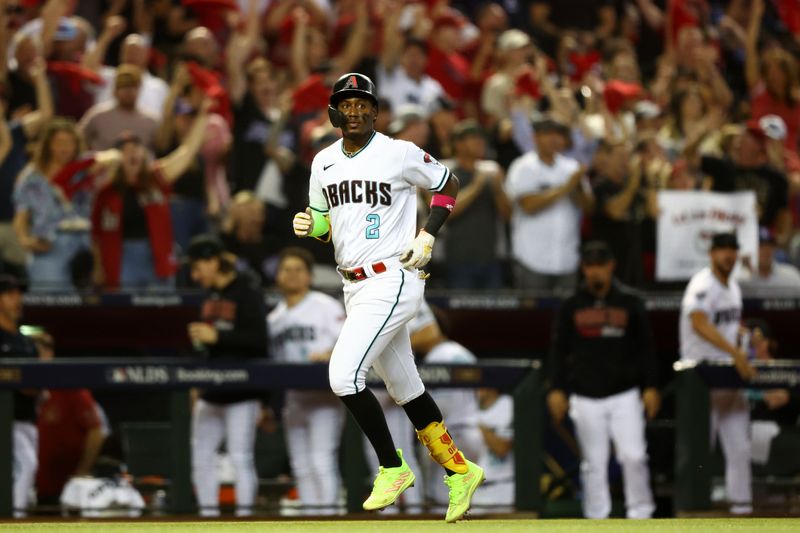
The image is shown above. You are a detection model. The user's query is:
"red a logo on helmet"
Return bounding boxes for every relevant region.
[344,75,358,89]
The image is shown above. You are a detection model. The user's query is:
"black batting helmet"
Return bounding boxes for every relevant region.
[328,72,378,128]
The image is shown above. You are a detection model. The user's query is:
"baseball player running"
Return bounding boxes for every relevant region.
[679,232,757,514]
[292,72,484,522]
[268,247,346,515]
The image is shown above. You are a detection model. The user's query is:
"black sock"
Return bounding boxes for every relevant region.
[402,391,443,430]
[402,392,457,476]
[339,389,401,468]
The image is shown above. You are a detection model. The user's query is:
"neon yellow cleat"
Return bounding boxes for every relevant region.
[444,459,485,523]
[362,449,416,511]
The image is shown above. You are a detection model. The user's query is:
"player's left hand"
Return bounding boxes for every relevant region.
[642,387,661,420]
[401,230,435,269]
[188,322,219,345]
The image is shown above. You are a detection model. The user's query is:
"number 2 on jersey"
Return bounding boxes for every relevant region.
[365,213,380,239]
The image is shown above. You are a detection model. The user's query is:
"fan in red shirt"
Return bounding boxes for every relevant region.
[91,99,213,289]
[425,14,470,103]
[746,0,800,151]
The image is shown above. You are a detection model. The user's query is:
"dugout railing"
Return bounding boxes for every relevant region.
[0,358,542,518]
[674,359,800,514]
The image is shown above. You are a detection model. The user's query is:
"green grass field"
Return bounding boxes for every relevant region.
[3,519,800,533]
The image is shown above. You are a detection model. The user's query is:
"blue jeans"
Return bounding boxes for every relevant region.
[28,231,89,291]
[170,197,209,252]
[120,239,174,290]
[445,261,504,289]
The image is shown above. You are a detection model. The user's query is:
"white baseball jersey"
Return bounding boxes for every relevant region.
[268,291,345,363]
[680,267,743,362]
[505,152,581,274]
[308,131,450,268]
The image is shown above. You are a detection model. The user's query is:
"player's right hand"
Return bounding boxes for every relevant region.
[546,389,569,424]
[401,230,435,269]
[293,207,313,237]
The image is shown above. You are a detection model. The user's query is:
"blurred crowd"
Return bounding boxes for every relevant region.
[1,0,800,292]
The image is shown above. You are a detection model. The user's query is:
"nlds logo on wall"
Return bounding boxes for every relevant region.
[107,366,170,384]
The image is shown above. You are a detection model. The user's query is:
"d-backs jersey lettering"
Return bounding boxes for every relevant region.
[308,131,450,268]
[268,291,345,363]
[680,267,742,361]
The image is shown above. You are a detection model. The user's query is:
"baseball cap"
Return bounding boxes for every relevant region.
[634,100,661,120]
[186,234,225,262]
[580,241,614,265]
[451,119,484,142]
[604,80,643,114]
[0,272,28,293]
[744,318,772,339]
[710,232,739,250]
[54,18,78,41]
[751,114,788,142]
[497,29,531,53]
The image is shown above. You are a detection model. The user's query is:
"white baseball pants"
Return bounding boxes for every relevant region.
[191,399,260,516]
[13,422,37,518]
[570,388,655,519]
[283,391,345,515]
[710,389,751,507]
[329,268,425,405]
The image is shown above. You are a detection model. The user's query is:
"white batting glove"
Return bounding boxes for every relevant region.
[401,230,435,269]
[293,208,313,237]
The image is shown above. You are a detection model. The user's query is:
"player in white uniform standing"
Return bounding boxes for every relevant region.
[292,72,484,523]
[268,247,346,515]
[679,232,757,514]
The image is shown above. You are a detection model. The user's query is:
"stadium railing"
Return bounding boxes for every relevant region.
[0,358,541,517]
[673,359,800,514]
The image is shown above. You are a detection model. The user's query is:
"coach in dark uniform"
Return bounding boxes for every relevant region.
[547,241,659,520]
[185,235,268,517]
[0,269,39,517]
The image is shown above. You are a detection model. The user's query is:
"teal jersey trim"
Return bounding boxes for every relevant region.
[341,131,376,159]
[430,168,450,191]
[352,270,405,394]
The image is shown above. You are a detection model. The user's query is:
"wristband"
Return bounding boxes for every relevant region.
[308,209,330,238]
[430,194,456,212]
